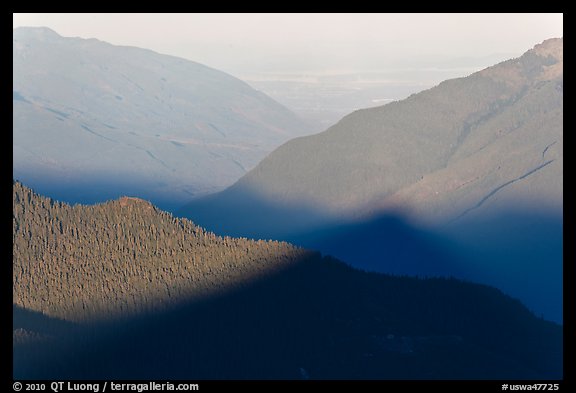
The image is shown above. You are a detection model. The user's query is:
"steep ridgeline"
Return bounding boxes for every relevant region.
[178,39,563,322]
[13,182,562,379]
[13,27,312,211]
[13,181,306,323]
[180,38,562,229]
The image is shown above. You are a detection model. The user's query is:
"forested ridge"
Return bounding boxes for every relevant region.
[13,181,308,322]
[13,181,562,379]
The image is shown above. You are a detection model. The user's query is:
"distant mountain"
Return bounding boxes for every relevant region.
[13,27,312,211]
[13,182,562,379]
[178,38,563,322]
[181,38,562,224]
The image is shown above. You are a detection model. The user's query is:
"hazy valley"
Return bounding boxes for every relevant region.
[12,16,564,382]
[242,52,518,130]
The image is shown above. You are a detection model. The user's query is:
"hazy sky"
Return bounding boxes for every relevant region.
[13,13,563,75]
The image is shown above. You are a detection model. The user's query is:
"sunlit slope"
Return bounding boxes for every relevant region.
[13,182,562,379]
[13,181,307,322]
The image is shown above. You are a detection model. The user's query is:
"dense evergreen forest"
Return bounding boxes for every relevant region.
[13,182,562,379]
[13,181,307,322]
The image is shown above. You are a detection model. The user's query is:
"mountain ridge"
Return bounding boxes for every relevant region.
[179,37,562,230]
[237,38,562,219]
[178,38,563,322]
[13,26,313,211]
[13,181,562,379]
[13,180,308,323]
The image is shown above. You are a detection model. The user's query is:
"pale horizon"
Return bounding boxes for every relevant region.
[13,13,563,76]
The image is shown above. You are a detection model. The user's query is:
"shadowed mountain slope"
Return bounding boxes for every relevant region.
[13,182,562,379]
[178,39,563,322]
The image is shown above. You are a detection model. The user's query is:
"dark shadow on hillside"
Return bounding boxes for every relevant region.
[178,187,563,323]
[439,209,563,324]
[13,304,78,337]
[13,305,82,375]
[14,254,562,380]
[287,215,468,277]
[177,183,336,240]
[289,209,563,324]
